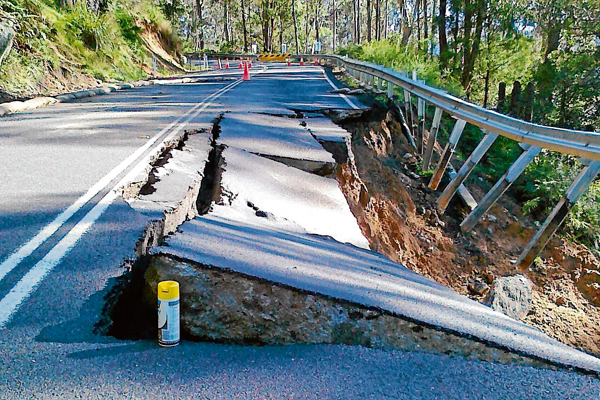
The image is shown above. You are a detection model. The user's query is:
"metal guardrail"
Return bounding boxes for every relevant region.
[190,52,600,269]
[317,55,600,161]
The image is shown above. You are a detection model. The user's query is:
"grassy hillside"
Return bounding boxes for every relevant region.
[0,0,179,98]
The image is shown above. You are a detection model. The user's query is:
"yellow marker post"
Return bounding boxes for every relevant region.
[158,281,180,347]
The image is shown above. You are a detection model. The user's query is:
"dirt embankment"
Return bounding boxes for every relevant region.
[0,23,181,103]
[333,102,600,357]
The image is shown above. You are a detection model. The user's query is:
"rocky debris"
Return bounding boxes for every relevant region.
[483,271,495,284]
[571,249,600,306]
[331,87,351,94]
[484,274,533,320]
[402,153,418,164]
[323,108,368,124]
[347,89,366,95]
[468,279,490,296]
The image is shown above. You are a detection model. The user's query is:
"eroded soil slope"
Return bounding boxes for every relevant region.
[333,102,600,356]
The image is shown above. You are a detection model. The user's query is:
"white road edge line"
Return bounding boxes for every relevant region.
[322,70,360,110]
[0,78,240,284]
[0,78,245,327]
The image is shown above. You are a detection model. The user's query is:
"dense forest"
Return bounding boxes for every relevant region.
[178,1,598,130]
[1,0,599,251]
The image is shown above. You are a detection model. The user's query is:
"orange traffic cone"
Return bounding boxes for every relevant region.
[287,58,291,67]
[314,58,319,66]
[225,58,230,69]
[299,57,304,66]
[239,58,243,69]
[242,62,250,81]
[216,59,221,70]
[248,58,252,68]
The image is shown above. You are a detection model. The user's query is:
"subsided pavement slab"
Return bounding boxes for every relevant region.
[218,112,336,163]
[216,147,369,248]
[153,214,600,374]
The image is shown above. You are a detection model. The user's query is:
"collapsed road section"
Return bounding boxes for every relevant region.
[97,105,600,375]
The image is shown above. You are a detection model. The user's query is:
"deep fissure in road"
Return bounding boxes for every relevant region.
[196,114,226,215]
[121,131,190,200]
[138,132,188,196]
[97,115,227,339]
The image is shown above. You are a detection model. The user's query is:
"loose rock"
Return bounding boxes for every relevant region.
[485,274,533,320]
[468,280,490,296]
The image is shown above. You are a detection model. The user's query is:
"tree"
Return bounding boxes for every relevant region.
[291,0,300,52]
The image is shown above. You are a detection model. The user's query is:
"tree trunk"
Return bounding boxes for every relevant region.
[510,81,522,117]
[332,0,336,52]
[292,0,300,53]
[497,82,506,112]
[451,1,459,66]
[523,82,534,121]
[544,21,562,62]
[461,0,485,90]
[315,4,320,46]
[400,0,412,45]
[483,68,490,108]
[438,0,449,69]
[305,0,311,52]
[279,13,284,52]
[357,0,361,44]
[262,1,270,51]
[384,0,388,39]
[367,0,372,42]
[423,0,428,41]
[375,0,381,40]
[269,1,275,52]
[195,0,205,50]
[224,1,230,43]
[241,0,248,52]
[416,0,421,48]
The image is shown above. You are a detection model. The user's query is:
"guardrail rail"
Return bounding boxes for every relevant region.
[189,53,600,269]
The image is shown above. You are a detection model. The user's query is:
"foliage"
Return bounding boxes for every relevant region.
[519,152,600,252]
[337,38,464,96]
[0,0,178,93]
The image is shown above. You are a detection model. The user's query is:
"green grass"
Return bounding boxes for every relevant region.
[0,0,178,94]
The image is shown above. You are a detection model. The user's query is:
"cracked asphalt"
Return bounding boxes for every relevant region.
[0,63,599,399]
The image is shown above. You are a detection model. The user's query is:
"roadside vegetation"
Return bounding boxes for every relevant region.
[0,0,179,96]
[336,28,599,255]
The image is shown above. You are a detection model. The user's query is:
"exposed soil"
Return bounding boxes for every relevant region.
[332,99,600,357]
[0,65,101,102]
[0,23,181,103]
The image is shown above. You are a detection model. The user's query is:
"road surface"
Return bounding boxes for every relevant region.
[1,63,599,399]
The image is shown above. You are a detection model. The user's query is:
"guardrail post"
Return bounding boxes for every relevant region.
[437,132,499,213]
[460,146,542,231]
[416,98,424,154]
[517,161,600,269]
[387,81,394,98]
[416,80,426,154]
[423,107,443,170]
[402,89,416,140]
[428,119,467,190]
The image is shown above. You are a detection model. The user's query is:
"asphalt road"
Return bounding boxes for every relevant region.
[0,63,599,399]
